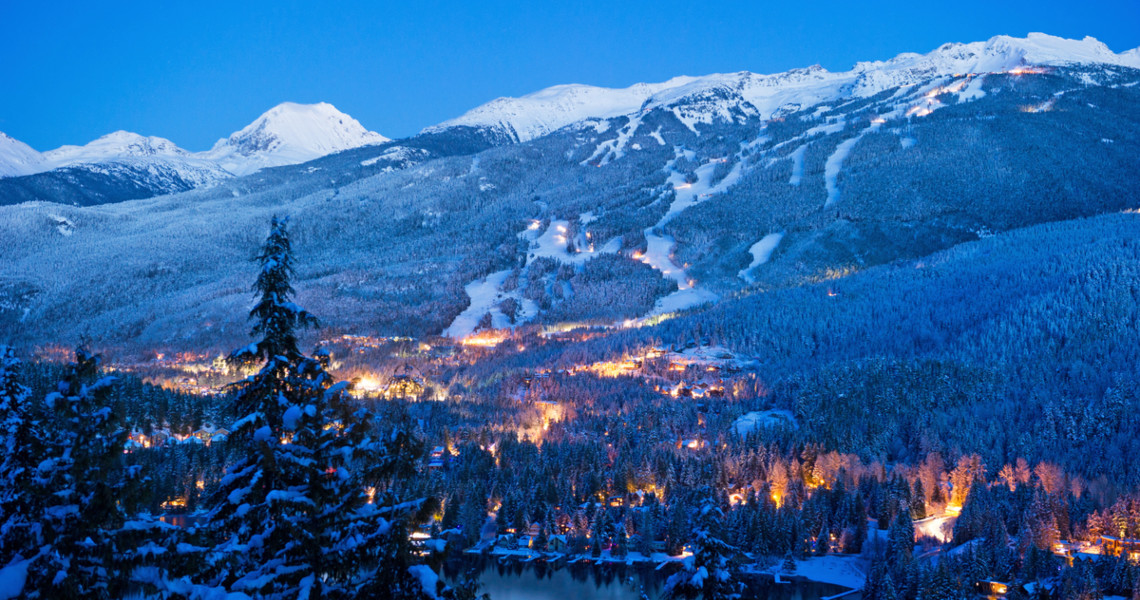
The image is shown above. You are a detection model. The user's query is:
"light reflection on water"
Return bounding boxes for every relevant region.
[476,567,645,600]
[443,556,659,600]
[441,556,857,600]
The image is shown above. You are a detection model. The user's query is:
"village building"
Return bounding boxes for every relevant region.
[383,363,428,399]
[1100,535,1140,561]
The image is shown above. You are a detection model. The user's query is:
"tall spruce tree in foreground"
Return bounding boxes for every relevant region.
[206,215,322,596]
[30,349,133,598]
[0,346,37,564]
[207,216,435,599]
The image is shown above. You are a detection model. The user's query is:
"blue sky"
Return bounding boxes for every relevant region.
[2,0,1138,151]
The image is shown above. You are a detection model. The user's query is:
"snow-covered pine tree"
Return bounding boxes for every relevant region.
[780,551,797,576]
[911,478,927,520]
[887,505,914,565]
[30,348,132,598]
[664,495,741,600]
[207,217,435,599]
[206,216,324,596]
[0,346,38,564]
[294,349,433,599]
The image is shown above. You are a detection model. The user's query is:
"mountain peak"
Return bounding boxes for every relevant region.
[425,33,1140,143]
[42,130,188,166]
[0,102,387,182]
[423,77,699,142]
[206,102,388,175]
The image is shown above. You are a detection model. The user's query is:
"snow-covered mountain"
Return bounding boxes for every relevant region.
[0,132,44,177]
[0,102,387,183]
[1,31,1138,351]
[3,32,1138,210]
[423,77,700,143]
[201,102,389,176]
[426,33,1140,142]
[42,131,189,166]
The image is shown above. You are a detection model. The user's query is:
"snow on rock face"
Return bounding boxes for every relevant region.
[204,102,388,176]
[425,33,1140,142]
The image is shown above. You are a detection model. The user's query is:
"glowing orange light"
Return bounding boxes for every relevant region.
[461,330,508,348]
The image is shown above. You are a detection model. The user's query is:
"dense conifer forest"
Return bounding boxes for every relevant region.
[4,216,1140,599]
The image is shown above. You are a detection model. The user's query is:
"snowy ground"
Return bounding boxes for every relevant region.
[824,119,884,207]
[753,554,867,590]
[584,114,644,166]
[0,560,29,600]
[525,219,620,265]
[442,270,514,337]
[668,345,756,368]
[444,215,617,337]
[959,74,987,101]
[645,287,720,317]
[914,511,958,544]
[788,145,806,185]
[733,409,798,435]
[635,147,758,317]
[739,232,785,283]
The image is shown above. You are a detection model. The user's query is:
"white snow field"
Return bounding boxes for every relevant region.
[739,233,785,283]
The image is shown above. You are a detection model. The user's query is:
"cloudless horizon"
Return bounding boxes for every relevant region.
[2,0,1138,152]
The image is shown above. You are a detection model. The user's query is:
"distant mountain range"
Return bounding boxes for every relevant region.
[0,102,387,204]
[425,33,1140,141]
[2,33,1137,208]
[0,32,1138,355]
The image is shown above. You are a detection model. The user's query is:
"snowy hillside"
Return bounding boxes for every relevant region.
[202,102,389,176]
[426,33,1140,141]
[0,32,1138,350]
[0,132,44,177]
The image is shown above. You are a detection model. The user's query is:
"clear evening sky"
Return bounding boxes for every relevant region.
[2,0,1138,151]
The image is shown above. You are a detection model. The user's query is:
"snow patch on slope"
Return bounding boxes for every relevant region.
[824,135,864,207]
[584,114,644,166]
[739,233,785,282]
[444,215,621,338]
[788,145,806,185]
[634,147,758,318]
[734,409,797,435]
[524,219,620,265]
[442,270,516,337]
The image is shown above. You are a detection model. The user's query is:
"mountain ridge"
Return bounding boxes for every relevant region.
[0,102,387,181]
[425,32,1140,142]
